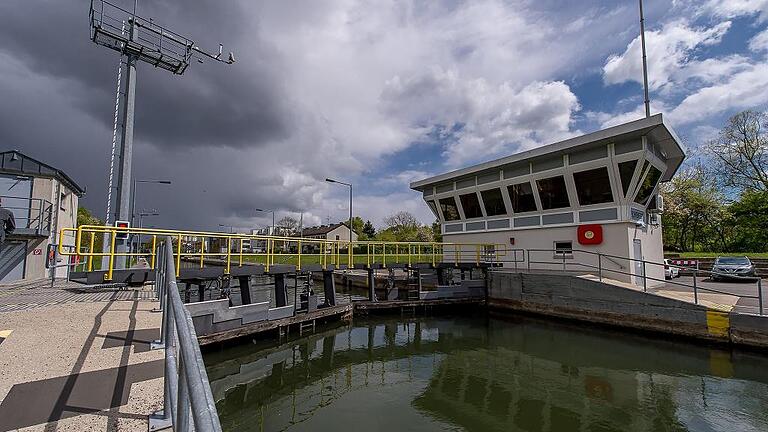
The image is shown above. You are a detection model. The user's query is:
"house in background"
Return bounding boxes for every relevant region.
[301,223,359,243]
[0,150,85,282]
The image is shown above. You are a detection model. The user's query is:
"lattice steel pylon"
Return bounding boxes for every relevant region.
[90,0,234,269]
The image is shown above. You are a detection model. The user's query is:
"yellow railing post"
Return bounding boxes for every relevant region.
[199,237,205,269]
[226,237,232,274]
[383,242,387,268]
[150,235,157,269]
[87,232,95,272]
[476,245,480,265]
[239,238,244,267]
[432,243,437,267]
[408,244,412,267]
[107,231,117,281]
[298,240,302,270]
[366,243,370,268]
[176,234,182,277]
[266,238,271,272]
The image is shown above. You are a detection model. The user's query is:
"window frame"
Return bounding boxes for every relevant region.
[553,240,573,259]
[437,196,461,222]
[458,191,484,220]
[534,174,572,211]
[478,187,509,217]
[571,166,617,207]
[506,180,539,214]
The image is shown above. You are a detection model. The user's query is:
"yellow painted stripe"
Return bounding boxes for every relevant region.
[706,310,730,338]
[0,330,12,339]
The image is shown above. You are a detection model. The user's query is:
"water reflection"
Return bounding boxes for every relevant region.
[205,315,768,432]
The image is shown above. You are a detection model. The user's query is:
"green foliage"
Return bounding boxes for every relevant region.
[76,207,104,253]
[662,110,768,253]
[77,206,102,227]
[375,211,436,242]
[362,220,376,239]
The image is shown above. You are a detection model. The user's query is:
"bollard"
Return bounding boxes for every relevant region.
[642,261,647,292]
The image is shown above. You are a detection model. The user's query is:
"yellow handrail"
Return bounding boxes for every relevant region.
[59,224,501,281]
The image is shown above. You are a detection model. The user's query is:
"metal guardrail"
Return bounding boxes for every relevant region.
[0,195,53,235]
[59,225,503,280]
[149,236,222,431]
[491,247,763,315]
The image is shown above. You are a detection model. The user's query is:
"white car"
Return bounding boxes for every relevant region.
[664,259,680,279]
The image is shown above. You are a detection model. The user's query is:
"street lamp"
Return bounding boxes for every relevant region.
[255,208,275,235]
[325,178,353,247]
[131,179,171,226]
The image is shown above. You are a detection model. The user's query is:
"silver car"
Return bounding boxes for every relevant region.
[711,256,756,281]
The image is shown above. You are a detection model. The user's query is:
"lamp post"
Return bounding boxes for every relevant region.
[131,179,171,226]
[325,178,353,247]
[255,208,275,235]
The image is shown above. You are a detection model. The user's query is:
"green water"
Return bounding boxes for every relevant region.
[205,314,768,432]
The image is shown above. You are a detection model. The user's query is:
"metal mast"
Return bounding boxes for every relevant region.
[89,0,234,269]
[639,0,651,118]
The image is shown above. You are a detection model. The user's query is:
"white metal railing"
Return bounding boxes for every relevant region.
[149,236,221,431]
[491,247,764,316]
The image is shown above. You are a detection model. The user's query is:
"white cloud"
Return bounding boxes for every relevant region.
[700,0,768,21]
[603,20,732,92]
[381,68,580,167]
[669,63,768,124]
[750,28,768,51]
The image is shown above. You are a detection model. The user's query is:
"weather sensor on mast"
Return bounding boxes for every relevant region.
[89,0,234,269]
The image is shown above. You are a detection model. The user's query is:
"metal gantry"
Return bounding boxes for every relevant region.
[89,0,234,269]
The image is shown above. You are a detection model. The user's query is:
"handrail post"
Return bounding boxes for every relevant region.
[151,235,157,269]
[758,278,763,316]
[598,253,602,282]
[88,232,95,272]
[176,234,182,278]
[527,249,530,272]
[239,238,244,267]
[693,269,698,305]
[226,237,231,274]
[642,261,647,292]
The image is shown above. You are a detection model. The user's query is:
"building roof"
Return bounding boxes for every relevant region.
[301,222,353,237]
[410,114,685,191]
[0,150,85,195]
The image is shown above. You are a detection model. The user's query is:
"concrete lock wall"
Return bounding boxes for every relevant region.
[487,271,768,349]
[445,221,665,287]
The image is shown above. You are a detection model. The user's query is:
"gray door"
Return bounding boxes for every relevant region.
[0,241,27,282]
[633,239,644,285]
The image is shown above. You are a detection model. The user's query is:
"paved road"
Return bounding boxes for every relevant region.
[0,278,163,431]
[659,275,766,315]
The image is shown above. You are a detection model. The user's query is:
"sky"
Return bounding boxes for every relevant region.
[1,0,767,232]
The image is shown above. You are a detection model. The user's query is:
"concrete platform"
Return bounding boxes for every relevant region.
[0,279,163,431]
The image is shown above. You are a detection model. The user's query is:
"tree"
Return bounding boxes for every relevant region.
[383,211,420,231]
[350,216,365,238]
[77,207,105,254]
[705,110,768,192]
[276,216,299,236]
[431,220,442,243]
[362,220,376,239]
[729,190,768,252]
[376,211,435,242]
[660,163,728,252]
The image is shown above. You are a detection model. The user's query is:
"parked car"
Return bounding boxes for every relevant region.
[664,259,680,279]
[711,256,756,281]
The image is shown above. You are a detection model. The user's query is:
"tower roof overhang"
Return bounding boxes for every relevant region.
[410,114,685,192]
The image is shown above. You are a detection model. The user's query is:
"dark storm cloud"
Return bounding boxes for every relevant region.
[0,0,289,150]
[0,0,302,230]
